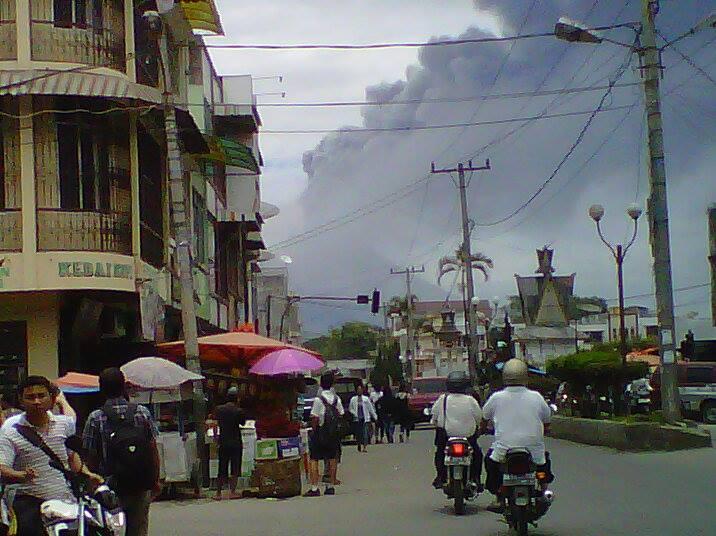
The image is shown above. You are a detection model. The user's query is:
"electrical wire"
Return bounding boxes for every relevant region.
[258,105,633,134]
[660,37,716,88]
[0,103,159,120]
[200,24,636,51]
[603,283,710,303]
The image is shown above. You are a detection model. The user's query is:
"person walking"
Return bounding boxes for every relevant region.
[213,386,246,500]
[377,386,397,444]
[0,376,101,535]
[369,385,384,443]
[395,382,413,443]
[83,368,161,536]
[349,384,377,453]
[305,373,344,497]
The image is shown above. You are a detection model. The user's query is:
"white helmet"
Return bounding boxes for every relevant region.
[503,359,529,386]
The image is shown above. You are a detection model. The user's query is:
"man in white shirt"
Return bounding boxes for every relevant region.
[368,386,384,443]
[430,371,483,489]
[349,384,377,452]
[305,373,345,497]
[481,359,553,511]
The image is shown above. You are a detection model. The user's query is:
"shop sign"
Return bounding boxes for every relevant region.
[58,261,132,279]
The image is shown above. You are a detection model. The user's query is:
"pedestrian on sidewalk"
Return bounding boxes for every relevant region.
[377,386,397,443]
[305,373,344,497]
[83,368,161,536]
[349,384,377,453]
[369,385,384,443]
[213,386,246,500]
[395,382,413,443]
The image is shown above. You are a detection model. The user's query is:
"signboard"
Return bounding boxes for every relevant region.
[58,261,132,279]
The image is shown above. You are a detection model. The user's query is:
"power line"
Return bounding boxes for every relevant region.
[200,24,634,51]
[660,36,716,88]
[258,105,633,134]
[227,82,639,108]
[475,49,634,227]
[604,283,710,303]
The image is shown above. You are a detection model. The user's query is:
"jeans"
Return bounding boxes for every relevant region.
[434,430,483,483]
[12,495,44,536]
[119,491,152,536]
[484,449,553,496]
[382,416,395,443]
[218,443,242,479]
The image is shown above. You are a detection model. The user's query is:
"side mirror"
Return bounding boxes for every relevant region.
[423,407,431,417]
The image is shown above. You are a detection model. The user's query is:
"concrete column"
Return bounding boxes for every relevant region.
[27,302,59,378]
[18,95,37,289]
[16,0,31,65]
[129,113,141,258]
[124,0,136,81]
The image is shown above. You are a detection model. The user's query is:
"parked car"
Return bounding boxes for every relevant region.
[408,376,447,423]
[650,362,716,424]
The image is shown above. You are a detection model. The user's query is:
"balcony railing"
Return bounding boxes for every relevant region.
[0,209,22,251]
[140,222,164,268]
[37,209,131,254]
[0,21,16,61]
[30,21,125,72]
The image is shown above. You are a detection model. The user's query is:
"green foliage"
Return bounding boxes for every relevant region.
[547,350,649,394]
[591,337,658,354]
[304,322,379,359]
[370,338,403,387]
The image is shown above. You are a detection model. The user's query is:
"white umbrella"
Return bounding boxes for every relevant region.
[121,357,203,389]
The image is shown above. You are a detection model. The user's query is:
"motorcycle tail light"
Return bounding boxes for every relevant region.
[536,471,547,481]
[447,443,467,456]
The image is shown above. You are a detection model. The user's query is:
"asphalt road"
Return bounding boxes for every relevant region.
[150,427,716,536]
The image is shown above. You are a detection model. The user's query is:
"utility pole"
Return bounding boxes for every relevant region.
[391,266,425,379]
[431,160,491,384]
[640,0,680,422]
[152,13,206,481]
[709,204,716,326]
[266,294,272,337]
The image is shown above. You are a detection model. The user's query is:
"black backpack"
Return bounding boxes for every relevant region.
[317,395,346,446]
[103,403,155,494]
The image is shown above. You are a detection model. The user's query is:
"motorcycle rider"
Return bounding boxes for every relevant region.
[481,359,553,512]
[430,371,483,490]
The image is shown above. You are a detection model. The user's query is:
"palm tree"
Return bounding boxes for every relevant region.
[437,249,494,286]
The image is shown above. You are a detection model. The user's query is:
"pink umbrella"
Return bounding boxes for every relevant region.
[249,348,324,376]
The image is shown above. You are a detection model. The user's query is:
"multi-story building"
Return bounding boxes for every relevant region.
[0,0,269,386]
[254,266,302,344]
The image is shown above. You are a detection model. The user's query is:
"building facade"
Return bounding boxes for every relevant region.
[0,0,268,386]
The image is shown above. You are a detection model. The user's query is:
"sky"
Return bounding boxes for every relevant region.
[209,0,716,338]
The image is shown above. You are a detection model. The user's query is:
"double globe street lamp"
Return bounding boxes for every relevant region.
[588,203,643,366]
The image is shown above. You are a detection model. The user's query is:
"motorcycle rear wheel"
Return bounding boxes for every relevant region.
[453,480,465,515]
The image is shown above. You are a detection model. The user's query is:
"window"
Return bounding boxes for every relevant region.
[685,367,713,384]
[57,117,110,211]
[138,125,164,268]
[0,322,27,388]
[192,190,206,264]
[53,0,88,28]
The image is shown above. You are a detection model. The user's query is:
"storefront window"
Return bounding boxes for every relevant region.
[0,321,27,391]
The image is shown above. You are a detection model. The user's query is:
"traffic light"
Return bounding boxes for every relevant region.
[371,289,380,314]
[356,294,369,304]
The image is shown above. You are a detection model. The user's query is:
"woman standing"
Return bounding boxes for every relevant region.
[349,384,377,452]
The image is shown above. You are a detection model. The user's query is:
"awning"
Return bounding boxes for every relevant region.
[259,201,280,220]
[245,231,265,251]
[175,108,210,154]
[215,217,261,233]
[179,0,224,35]
[0,70,163,103]
[200,136,259,173]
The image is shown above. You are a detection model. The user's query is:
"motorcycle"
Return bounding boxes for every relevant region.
[499,448,554,536]
[443,437,478,515]
[41,436,126,536]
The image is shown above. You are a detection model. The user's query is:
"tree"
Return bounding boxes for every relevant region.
[304,322,379,359]
[371,338,404,387]
[437,250,494,286]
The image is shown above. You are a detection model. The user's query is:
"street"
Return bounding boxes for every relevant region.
[150,427,716,536]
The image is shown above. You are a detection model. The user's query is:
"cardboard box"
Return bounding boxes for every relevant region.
[278,436,301,459]
[255,439,279,461]
[250,458,302,498]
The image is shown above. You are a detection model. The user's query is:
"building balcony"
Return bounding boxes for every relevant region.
[30,20,126,72]
[0,21,17,61]
[37,209,131,255]
[0,209,22,251]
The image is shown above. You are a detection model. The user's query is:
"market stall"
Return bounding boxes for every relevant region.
[156,327,323,497]
[121,357,203,489]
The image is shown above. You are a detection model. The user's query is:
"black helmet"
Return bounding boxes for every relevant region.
[446,371,471,394]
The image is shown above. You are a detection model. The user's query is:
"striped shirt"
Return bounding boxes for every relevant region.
[0,412,75,501]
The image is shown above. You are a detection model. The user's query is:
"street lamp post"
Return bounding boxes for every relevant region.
[589,204,642,366]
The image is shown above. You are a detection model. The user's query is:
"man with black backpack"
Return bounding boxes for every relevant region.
[83,368,160,536]
[304,373,345,497]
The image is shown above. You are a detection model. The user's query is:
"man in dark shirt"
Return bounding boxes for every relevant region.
[214,386,245,500]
